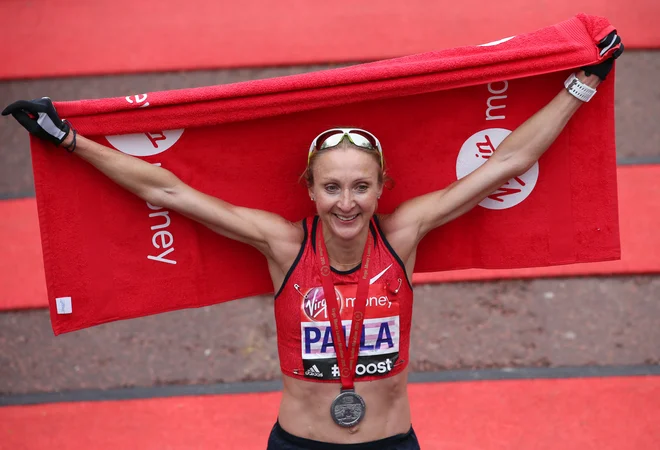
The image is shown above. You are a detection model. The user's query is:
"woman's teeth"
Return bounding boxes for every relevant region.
[335,214,358,222]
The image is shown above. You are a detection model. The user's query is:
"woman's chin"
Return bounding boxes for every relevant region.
[328,213,366,240]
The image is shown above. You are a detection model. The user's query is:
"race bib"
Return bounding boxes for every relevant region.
[299,282,400,380]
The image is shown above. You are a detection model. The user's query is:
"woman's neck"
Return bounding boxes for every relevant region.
[321,223,370,268]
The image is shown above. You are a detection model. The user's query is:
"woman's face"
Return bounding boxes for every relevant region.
[309,147,383,242]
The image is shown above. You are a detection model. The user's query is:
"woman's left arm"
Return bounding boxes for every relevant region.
[381,71,602,261]
[386,31,621,262]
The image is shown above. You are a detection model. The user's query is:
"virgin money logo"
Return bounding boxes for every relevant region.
[106,129,185,157]
[302,286,341,322]
[125,94,150,108]
[456,128,539,210]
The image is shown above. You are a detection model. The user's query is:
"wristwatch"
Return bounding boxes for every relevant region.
[564,73,597,102]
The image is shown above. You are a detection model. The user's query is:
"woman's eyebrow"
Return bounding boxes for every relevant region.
[351,178,372,185]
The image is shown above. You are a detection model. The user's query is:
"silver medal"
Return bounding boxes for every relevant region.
[330,389,366,428]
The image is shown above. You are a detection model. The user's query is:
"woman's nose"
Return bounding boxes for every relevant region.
[338,189,354,210]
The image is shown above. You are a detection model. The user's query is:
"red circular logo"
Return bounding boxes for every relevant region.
[302,287,342,322]
[321,266,331,276]
[302,287,326,321]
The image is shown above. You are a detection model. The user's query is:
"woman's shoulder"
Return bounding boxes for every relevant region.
[278,217,307,246]
[374,212,400,236]
[373,212,419,268]
[264,217,308,282]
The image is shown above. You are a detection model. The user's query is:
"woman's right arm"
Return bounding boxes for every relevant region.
[63,133,301,258]
[1,96,302,262]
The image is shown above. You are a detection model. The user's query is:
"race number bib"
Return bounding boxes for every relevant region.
[299,283,399,380]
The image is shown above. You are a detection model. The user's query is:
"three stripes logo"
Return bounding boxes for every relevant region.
[304,365,323,378]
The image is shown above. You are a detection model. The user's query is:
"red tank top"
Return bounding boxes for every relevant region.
[275,215,413,383]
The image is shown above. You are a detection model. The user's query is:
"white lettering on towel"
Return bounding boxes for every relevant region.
[146,163,176,265]
[486,81,508,121]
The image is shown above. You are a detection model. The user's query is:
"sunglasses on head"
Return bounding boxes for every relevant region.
[308,128,383,167]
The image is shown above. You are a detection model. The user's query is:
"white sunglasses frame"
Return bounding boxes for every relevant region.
[308,128,383,167]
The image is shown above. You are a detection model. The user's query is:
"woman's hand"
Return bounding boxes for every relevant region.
[2,97,73,148]
[582,31,624,80]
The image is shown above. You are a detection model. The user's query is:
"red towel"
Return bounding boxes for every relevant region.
[35,14,620,334]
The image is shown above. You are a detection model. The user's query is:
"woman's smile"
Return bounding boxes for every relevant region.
[333,213,359,222]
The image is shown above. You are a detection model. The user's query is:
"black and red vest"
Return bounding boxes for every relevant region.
[274,216,413,382]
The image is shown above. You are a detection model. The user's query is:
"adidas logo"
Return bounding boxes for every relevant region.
[304,365,323,378]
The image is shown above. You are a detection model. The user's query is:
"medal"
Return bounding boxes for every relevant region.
[330,389,366,428]
[316,220,374,428]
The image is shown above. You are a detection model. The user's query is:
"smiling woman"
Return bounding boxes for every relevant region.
[309,144,382,242]
[1,32,623,449]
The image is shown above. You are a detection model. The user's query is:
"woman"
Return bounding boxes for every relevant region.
[3,35,621,449]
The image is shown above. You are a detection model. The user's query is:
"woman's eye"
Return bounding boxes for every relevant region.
[325,185,339,193]
[356,184,369,192]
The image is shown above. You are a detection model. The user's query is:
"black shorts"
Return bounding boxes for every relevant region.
[266,422,421,450]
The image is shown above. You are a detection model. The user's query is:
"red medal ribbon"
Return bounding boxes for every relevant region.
[316,220,373,390]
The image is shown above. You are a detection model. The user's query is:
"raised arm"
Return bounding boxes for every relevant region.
[63,133,301,255]
[381,33,623,263]
[2,99,303,264]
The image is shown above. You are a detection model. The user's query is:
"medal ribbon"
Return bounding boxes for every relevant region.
[316,220,373,391]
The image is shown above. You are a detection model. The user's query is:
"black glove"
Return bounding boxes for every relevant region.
[581,31,624,81]
[2,97,71,146]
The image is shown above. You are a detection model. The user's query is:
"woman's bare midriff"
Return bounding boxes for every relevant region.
[277,369,411,444]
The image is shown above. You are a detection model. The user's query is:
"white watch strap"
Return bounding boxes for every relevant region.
[564,73,597,102]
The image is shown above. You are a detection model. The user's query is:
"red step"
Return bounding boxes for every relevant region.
[0,1,657,79]
[1,376,658,449]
